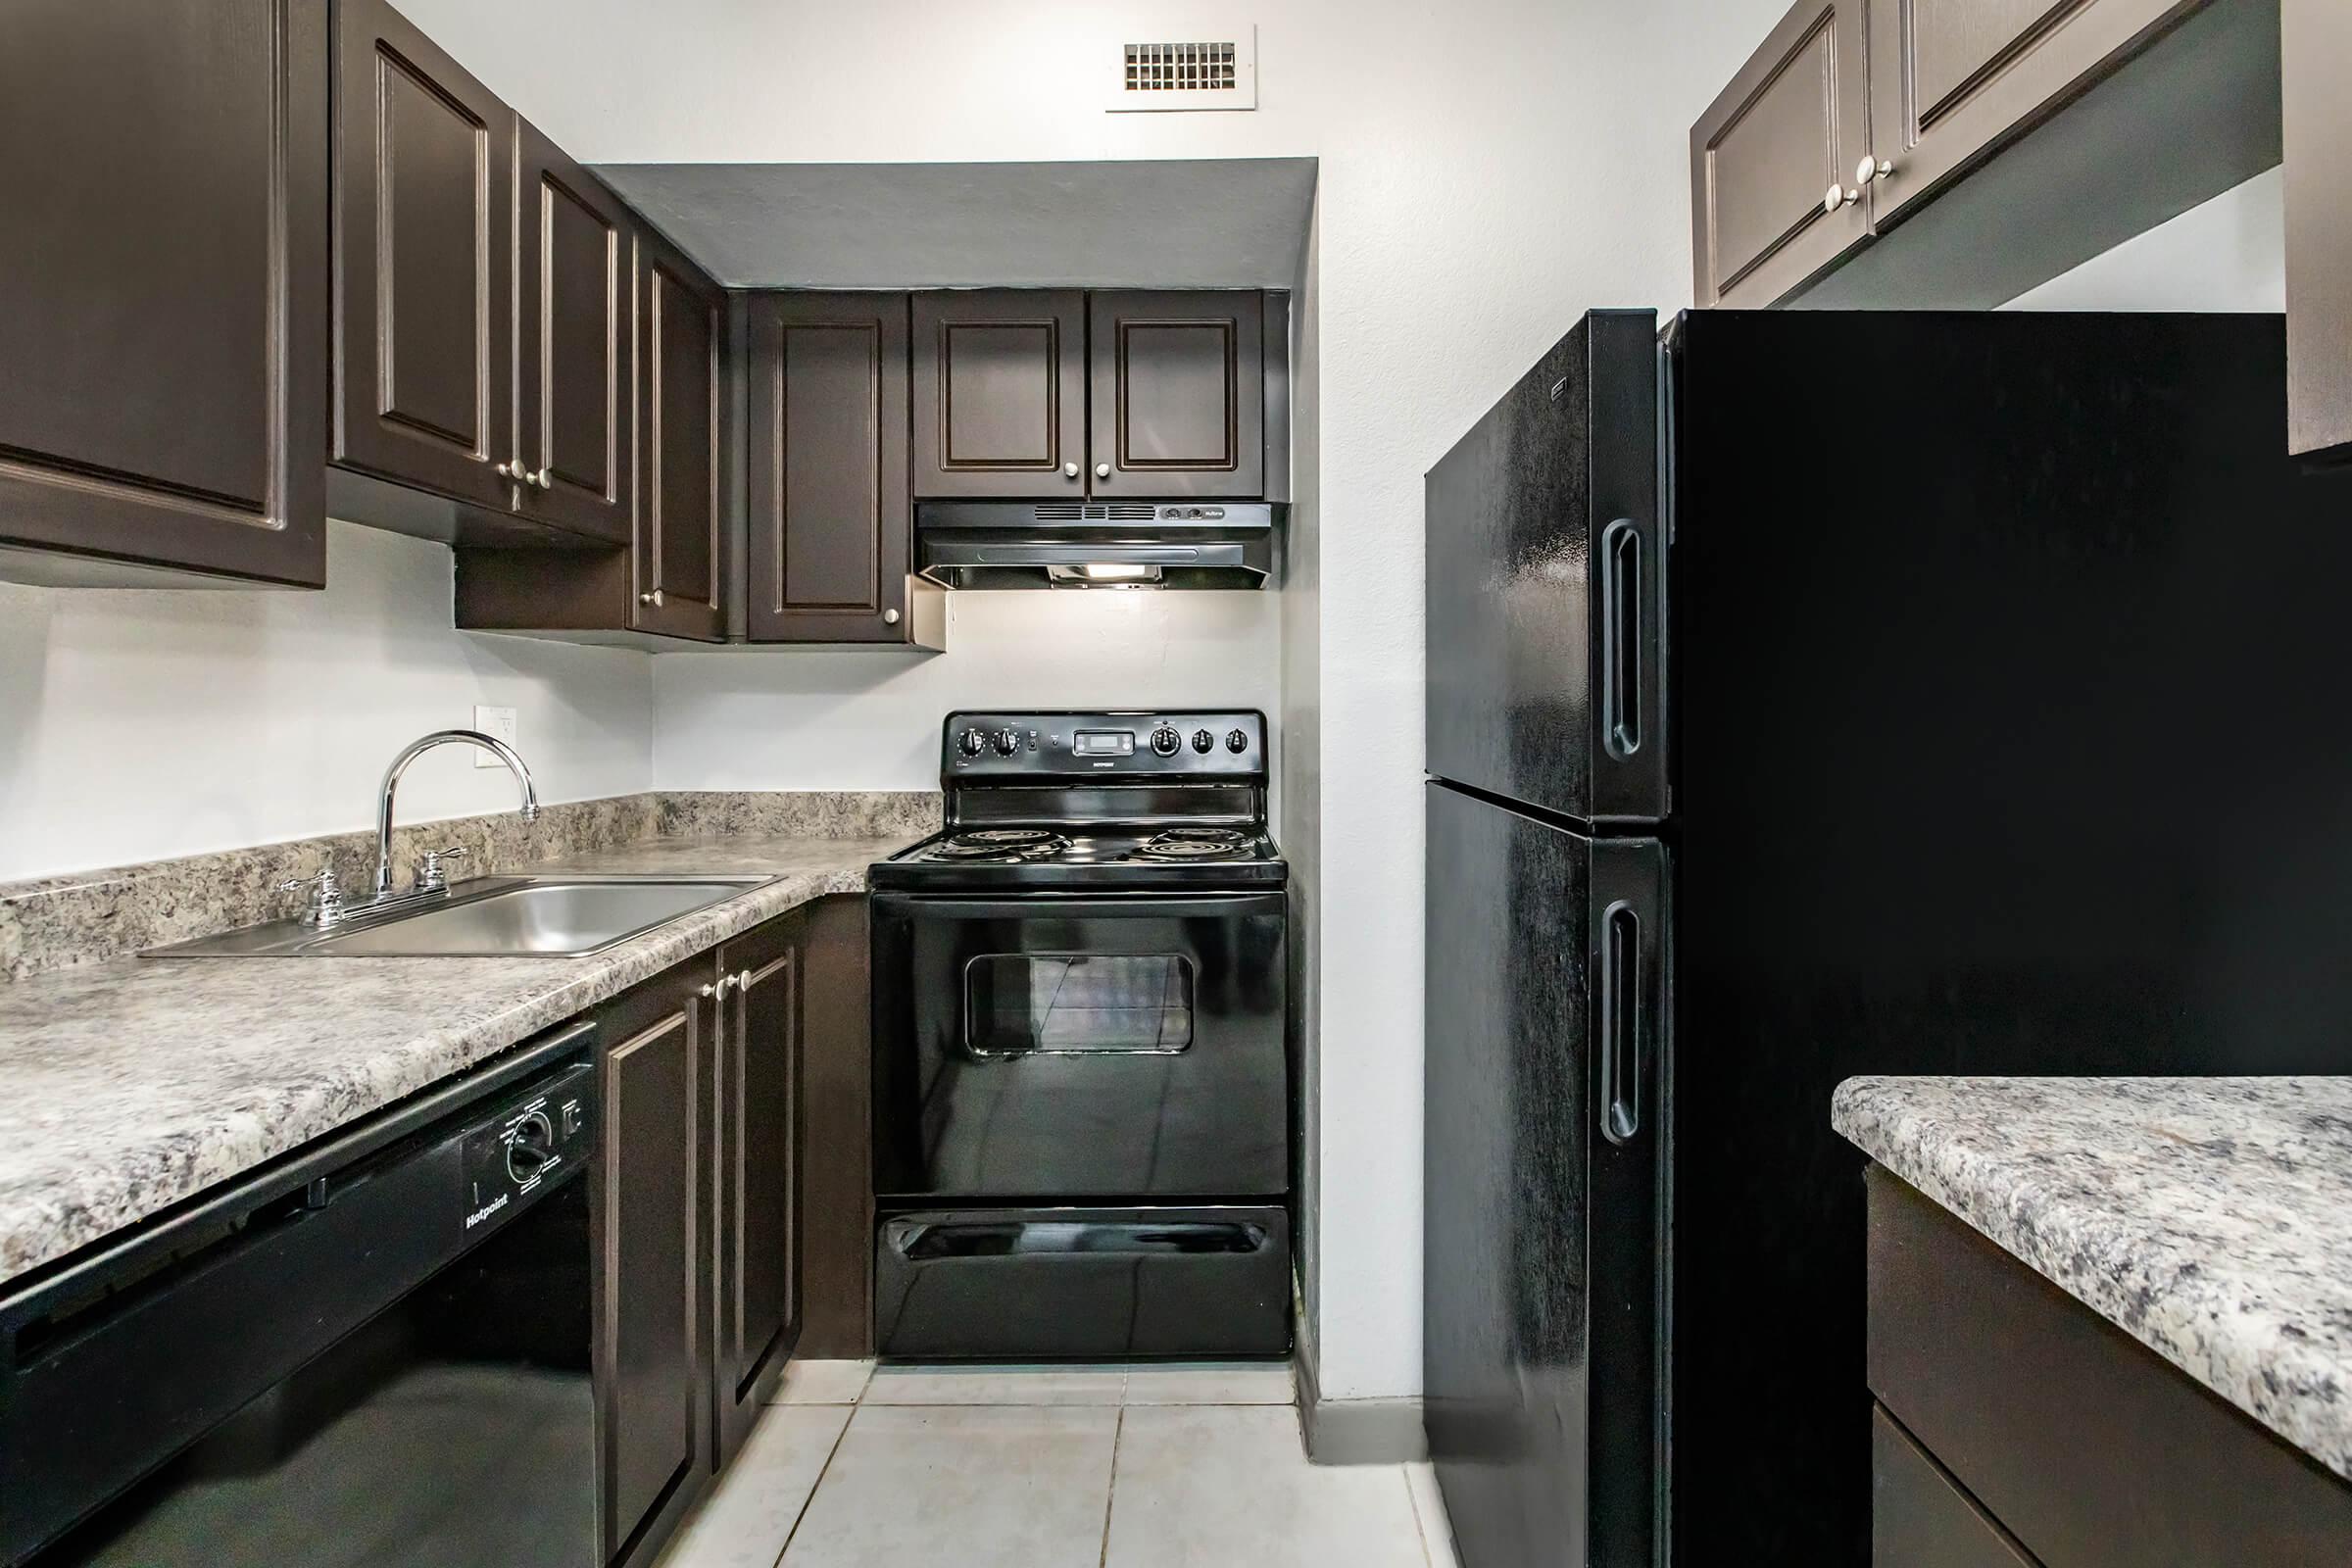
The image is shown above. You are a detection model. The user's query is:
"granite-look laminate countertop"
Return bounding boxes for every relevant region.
[0,831,917,1292]
[1834,1075,2352,1481]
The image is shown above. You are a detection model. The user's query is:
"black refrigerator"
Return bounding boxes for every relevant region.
[1423,310,2352,1567]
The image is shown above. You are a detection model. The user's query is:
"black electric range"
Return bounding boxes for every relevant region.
[867,710,1293,1360]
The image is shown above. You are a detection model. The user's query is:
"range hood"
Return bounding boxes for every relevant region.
[916,502,1278,590]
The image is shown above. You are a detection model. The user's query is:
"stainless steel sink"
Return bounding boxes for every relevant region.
[146,875,771,958]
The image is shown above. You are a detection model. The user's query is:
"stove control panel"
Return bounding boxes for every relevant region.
[943,711,1266,777]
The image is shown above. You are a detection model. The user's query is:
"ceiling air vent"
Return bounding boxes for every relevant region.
[1107,24,1256,113]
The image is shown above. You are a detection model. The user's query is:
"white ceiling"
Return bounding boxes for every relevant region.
[593,158,1318,290]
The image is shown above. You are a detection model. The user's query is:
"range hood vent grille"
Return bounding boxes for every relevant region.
[1035,503,1159,521]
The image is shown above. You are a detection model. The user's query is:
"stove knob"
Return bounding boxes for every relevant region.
[994,728,1022,757]
[958,727,986,759]
[1151,724,1181,757]
[1226,728,1249,753]
[1191,728,1214,754]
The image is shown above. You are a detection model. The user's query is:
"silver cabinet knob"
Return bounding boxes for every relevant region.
[737,968,752,988]
[1062,462,1079,479]
[494,460,517,479]
[882,608,901,625]
[1824,183,1861,214]
[716,973,739,996]
[1858,155,1892,184]
[531,467,553,490]
[640,589,663,608]
[699,981,716,1000]
[1095,463,1111,479]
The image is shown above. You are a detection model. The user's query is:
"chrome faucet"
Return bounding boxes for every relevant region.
[374,729,540,898]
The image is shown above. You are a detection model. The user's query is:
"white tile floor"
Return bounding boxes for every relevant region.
[657,1361,1461,1568]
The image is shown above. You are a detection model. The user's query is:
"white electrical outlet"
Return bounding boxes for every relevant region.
[472,706,518,766]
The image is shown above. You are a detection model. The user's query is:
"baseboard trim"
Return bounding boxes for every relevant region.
[1294,1330,1426,1465]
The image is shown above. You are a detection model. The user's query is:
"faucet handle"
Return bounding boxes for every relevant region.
[279,868,345,927]
[417,845,467,893]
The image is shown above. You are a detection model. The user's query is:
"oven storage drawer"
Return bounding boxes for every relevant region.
[875,1205,1292,1358]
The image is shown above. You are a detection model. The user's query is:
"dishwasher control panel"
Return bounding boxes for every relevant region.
[460,1061,597,1231]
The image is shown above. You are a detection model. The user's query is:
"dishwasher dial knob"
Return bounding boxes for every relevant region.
[1226,728,1249,753]
[958,727,986,759]
[994,728,1022,757]
[1192,728,1214,753]
[505,1110,556,1185]
[1151,725,1182,757]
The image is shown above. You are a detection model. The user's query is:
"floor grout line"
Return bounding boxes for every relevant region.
[769,1401,858,1567]
[1098,1405,1126,1568]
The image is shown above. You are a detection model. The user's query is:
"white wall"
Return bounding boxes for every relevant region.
[387,0,1791,1404]
[653,592,1281,787]
[0,522,653,881]
[2005,167,2284,311]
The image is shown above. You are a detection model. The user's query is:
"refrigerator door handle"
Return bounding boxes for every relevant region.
[1601,518,1642,760]
[1598,899,1642,1144]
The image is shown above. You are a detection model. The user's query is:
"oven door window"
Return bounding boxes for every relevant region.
[965,954,1194,1056]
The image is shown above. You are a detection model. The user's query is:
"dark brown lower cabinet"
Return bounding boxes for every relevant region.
[593,901,852,1566]
[1867,1165,2352,1566]
[0,0,325,588]
[713,911,804,1465]
[595,964,711,1568]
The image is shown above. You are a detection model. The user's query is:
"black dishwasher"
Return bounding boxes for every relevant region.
[0,1025,600,1568]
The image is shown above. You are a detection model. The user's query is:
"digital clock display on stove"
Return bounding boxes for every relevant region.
[1072,730,1136,757]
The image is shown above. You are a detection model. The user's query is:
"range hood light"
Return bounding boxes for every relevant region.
[1046,563,1166,587]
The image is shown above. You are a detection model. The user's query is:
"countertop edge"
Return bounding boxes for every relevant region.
[1832,1076,2352,1484]
[0,833,911,1293]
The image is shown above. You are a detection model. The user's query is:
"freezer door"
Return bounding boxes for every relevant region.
[1426,310,1666,823]
[1423,782,1666,1568]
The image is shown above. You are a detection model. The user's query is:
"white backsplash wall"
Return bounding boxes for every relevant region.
[652,591,1282,788]
[0,522,654,882]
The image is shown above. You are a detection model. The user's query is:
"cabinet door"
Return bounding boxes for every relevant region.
[713,914,803,1464]
[749,293,934,644]
[1867,0,2195,227]
[910,290,1087,499]
[1088,291,1265,499]
[332,0,514,512]
[1690,0,1873,308]
[597,978,710,1563]
[0,0,325,588]
[635,231,726,639]
[2284,0,2352,463]
[516,119,631,545]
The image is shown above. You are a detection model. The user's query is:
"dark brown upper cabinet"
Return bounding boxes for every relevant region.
[712,912,804,1467]
[2284,0,2352,464]
[0,0,326,589]
[514,120,632,546]
[1088,291,1266,499]
[1690,0,1872,309]
[1866,0,2200,229]
[749,293,943,647]
[332,0,514,517]
[911,291,1089,499]
[453,223,726,645]
[633,229,727,640]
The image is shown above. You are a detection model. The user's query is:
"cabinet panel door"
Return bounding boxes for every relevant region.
[332,0,513,511]
[1868,0,2193,225]
[1690,0,1873,307]
[1088,291,1265,499]
[910,291,1087,499]
[517,120,630,544]
[635,232,726,640]
[2284,0,2352,462]
[0,0,324,586]
[748,293,919,642]
[714,916,803,1463]
[599,994,707,1560]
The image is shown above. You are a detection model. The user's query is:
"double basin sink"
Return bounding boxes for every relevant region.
[150,876,769,959]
